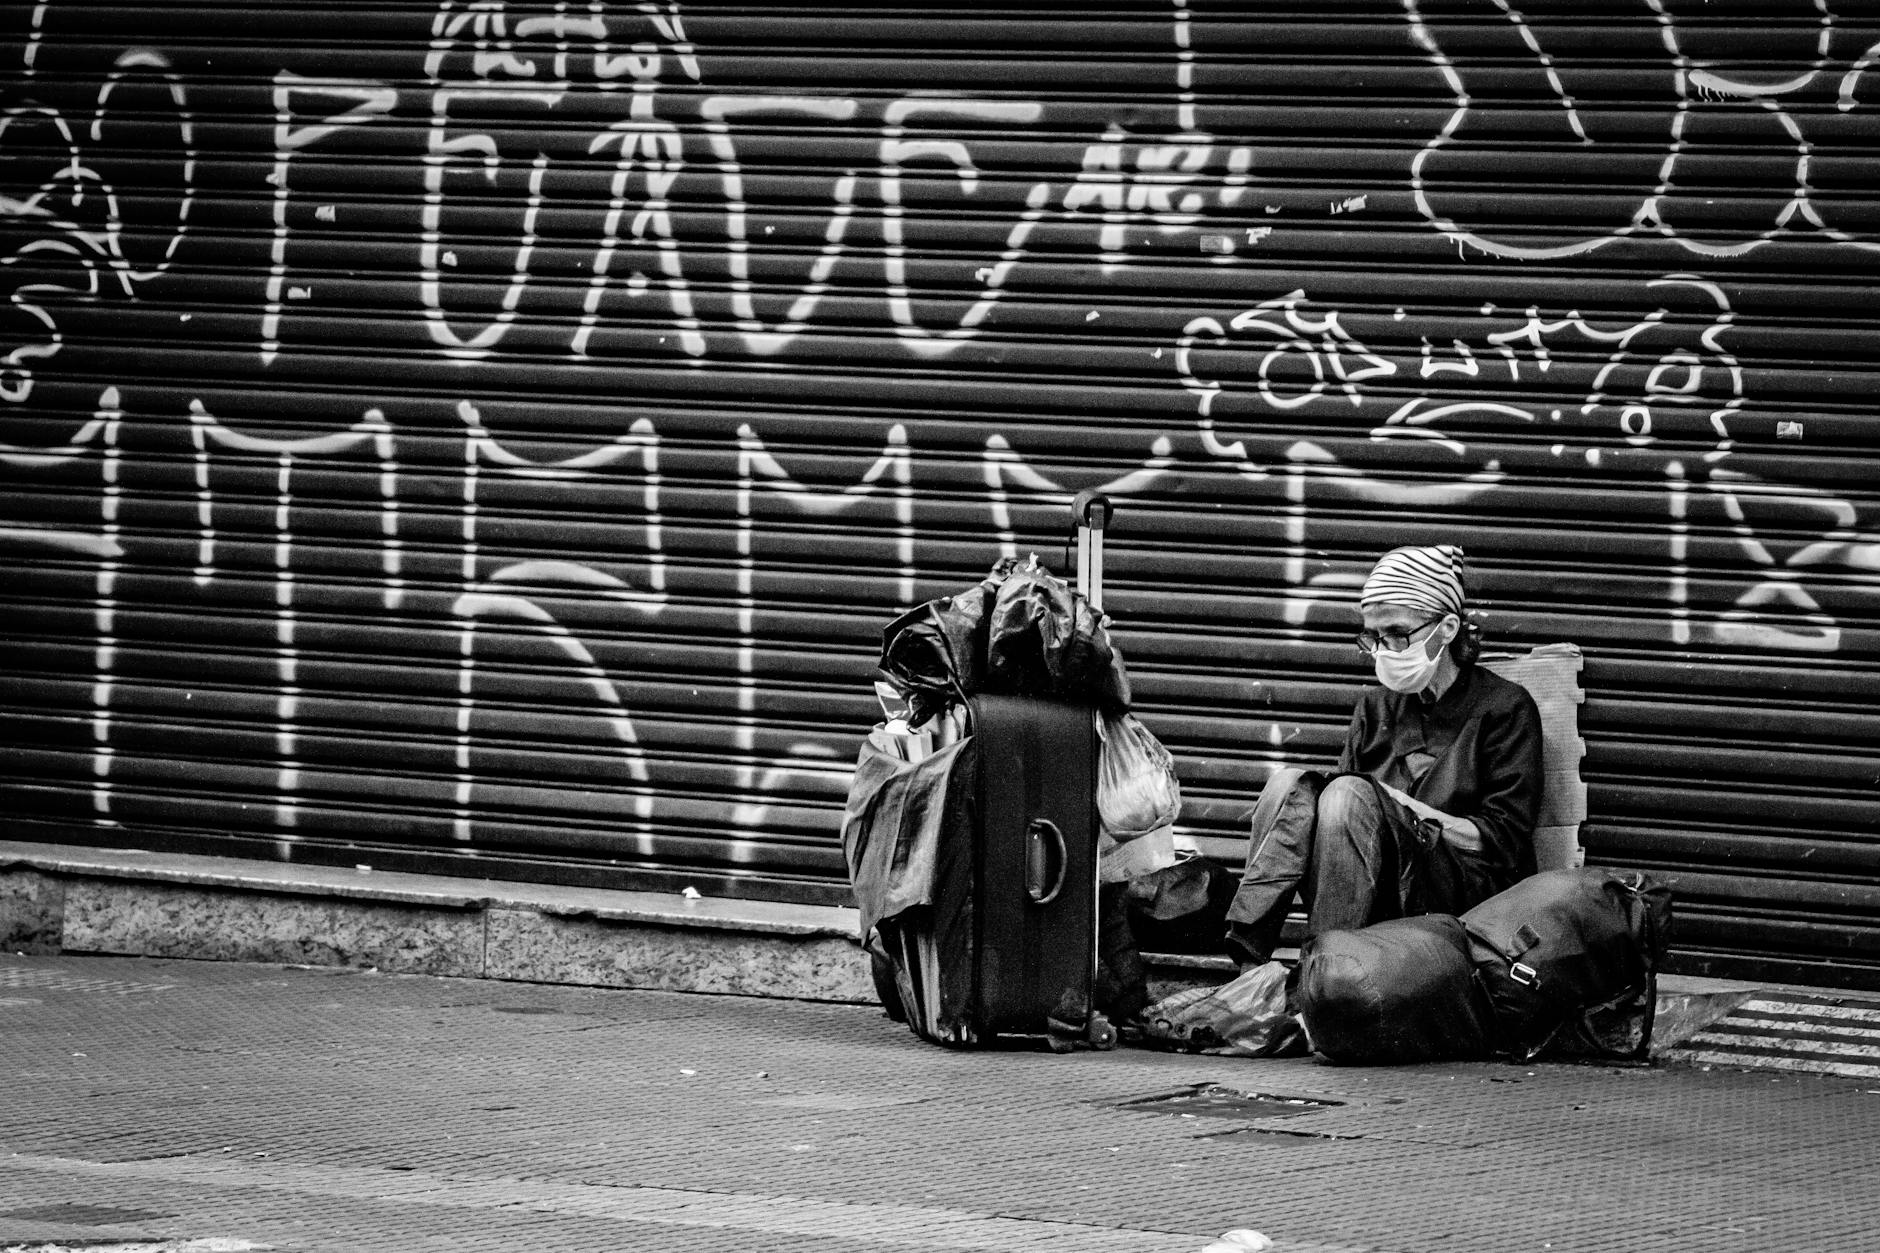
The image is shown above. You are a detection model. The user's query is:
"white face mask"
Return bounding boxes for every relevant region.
[1371,621,1451,693]
[1373,644,1441,693]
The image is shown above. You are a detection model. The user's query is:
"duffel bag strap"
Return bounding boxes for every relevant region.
[1508,923,1544,986]
[1478,922,1546,988]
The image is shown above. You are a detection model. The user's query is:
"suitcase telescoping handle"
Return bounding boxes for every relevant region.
[1072,489,1112,610]
[1024,818,1068,905]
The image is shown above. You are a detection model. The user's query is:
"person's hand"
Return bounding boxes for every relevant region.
[1380,783,1481,849]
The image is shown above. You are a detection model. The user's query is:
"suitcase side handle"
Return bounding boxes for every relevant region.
[1024,818,1068,906]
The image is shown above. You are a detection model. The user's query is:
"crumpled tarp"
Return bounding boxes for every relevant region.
[878,555,1128,725]
[878,568,1003,728]
[985,555,1126,706]
[839,726,974,940]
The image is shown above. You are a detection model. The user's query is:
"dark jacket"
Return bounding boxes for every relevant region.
[1338,663,1544,894]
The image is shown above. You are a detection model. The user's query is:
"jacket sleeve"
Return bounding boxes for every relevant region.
[1469,687,1545,879]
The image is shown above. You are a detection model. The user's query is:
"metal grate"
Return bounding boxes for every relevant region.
[1113,1084,1341,1121]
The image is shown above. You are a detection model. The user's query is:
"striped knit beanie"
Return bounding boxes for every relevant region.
[1359,544,1467,618]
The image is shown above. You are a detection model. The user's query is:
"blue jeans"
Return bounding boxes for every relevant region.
[1222,768,1469,965]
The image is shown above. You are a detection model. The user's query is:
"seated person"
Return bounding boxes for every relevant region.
[1221,543,1544,967]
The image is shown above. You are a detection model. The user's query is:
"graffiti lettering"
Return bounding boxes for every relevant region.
[0,387,125,820]
[265,75,397,363]
[983,435,1177,562]
[701,95,859,357]
[1405,0,1880,258]
[451,399,664,843]
[1181,276,1878,652]
[1183,278,1746,452]
[4,0,1879,863]
[732,423,912,841]
[879,97,1046,357]
[188,401,397,840]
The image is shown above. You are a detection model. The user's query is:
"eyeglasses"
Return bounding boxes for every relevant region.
[1355,616,1445,656]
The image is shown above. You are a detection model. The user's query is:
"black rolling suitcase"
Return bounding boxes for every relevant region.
[874,492,1118,1051]
[907,692,1103,1049]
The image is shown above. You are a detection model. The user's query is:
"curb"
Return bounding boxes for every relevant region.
[0,841,873,1003]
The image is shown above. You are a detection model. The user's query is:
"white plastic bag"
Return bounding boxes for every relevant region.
[1096,712,1181,843]
[1097,823,1177,884]
[1138,961,1307,1057]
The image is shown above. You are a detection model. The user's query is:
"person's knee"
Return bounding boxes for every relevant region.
[1264,765,1310,792]
[1253,766,1312,812]
[1305,776,1394,928]
[1316,775,1377,840]
[1244,766,1321,847]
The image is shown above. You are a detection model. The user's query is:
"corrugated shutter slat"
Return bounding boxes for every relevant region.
[4,1,1878,986]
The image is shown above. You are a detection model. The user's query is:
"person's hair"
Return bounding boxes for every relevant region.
[1448,610,1484,666]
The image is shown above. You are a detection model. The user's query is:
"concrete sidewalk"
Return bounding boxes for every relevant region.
[1,955,1876,1253]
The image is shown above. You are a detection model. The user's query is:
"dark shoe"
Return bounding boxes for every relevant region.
[1224,920,1276,970]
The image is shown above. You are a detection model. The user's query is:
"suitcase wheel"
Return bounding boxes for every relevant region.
[1086,1012,1118,1052]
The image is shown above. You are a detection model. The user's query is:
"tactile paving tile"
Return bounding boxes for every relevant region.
[1674,992,1880,1079]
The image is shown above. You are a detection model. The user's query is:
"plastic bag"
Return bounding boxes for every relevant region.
[1098,824,1178,884]
[1136,961,1308,1057]
[1096,712,1181,843]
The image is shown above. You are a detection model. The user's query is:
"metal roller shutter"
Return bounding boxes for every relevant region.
[1,2,1876,985]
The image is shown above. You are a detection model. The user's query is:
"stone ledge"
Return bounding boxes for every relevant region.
[0,840,860,938]
[0,841,873,1004]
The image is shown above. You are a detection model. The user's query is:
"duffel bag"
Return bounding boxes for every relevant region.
[1296,915,1495,1065]
[1461,868,1673,1062]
